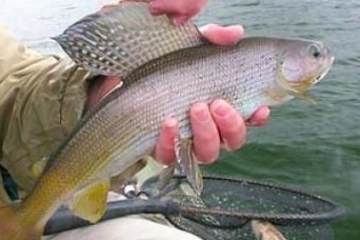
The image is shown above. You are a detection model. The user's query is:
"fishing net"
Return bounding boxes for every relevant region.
[45,175,345,240]
[159,176,345,240]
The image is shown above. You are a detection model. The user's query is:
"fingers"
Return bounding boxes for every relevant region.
[190,103,221,164]
[210,100,246,151]
[199,24,244,46]
[246,106,271,127]
[149,0,207,25]
[100,4,119,12]
[155,118,178,165]
[155,104,269,165]
[154,106,222,165]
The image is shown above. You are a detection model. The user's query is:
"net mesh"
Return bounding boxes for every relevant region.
[44,175,345,239]
[169,217,335,240]
[158,176,345,240]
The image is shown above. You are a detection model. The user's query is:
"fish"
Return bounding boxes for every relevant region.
[0,2,333,239]
[251,220,287,240]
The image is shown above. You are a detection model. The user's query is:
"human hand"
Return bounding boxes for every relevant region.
[155,24,271,165]
[93,1,271,166]
[146,1,271,165]
[102,0,206,26]
[149,0,207,25]
[89,0,209,107]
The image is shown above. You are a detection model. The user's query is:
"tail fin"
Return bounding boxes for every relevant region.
[0,205,42,240]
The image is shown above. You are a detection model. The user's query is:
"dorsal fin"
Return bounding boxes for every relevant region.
[53,2,203,78]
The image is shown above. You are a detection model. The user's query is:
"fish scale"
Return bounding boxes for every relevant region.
[0,3,333,239]
[91,40,295,179]
[53,3,203,76]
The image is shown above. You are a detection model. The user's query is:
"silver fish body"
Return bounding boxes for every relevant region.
[91,37,330,180]
[6,3,333,237]
[52,2,333,192]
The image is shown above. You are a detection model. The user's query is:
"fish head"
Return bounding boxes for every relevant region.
[276,39,334,100]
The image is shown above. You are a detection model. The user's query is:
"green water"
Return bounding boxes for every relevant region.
[0,0,359,239]
[198,1,360,239]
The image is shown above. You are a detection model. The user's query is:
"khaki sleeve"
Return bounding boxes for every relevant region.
[0,23,93,203]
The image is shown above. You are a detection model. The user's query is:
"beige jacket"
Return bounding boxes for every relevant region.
[0,24,204,240]
[0,23,93,203]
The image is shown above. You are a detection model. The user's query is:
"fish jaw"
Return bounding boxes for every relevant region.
[275,39,334,99]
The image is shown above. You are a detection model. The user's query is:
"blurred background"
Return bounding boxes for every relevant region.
[0,0,359,239]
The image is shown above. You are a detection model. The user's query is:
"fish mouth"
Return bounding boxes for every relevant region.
[277,54,334,104]
[314,55,335,84]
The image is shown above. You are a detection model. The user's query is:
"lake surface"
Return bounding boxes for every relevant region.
[0,0,359,239]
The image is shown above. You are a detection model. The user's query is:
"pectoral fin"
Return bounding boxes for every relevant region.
[157,164,176,191]
[69,180,110,223]
[294,92,316,104]
[175,138,203,195]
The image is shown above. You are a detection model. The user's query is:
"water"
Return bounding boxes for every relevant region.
[0,0,359,239]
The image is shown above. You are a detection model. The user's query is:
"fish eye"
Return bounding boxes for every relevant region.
[308,44,321,58]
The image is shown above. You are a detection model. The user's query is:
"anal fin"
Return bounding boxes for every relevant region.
[69,180,110,223]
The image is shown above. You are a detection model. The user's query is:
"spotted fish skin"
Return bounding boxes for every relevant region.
[53,2,203,77]
[0,3,333,240]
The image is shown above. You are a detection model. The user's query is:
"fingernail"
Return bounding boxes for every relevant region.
[262,107,271,119]
[227,25,245,44]
[163,118,178,133]
[254,107,270,125]
[213,100,229,117]
[193,104,209,122]
[198,23,216,34]
[226,25,244,34]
